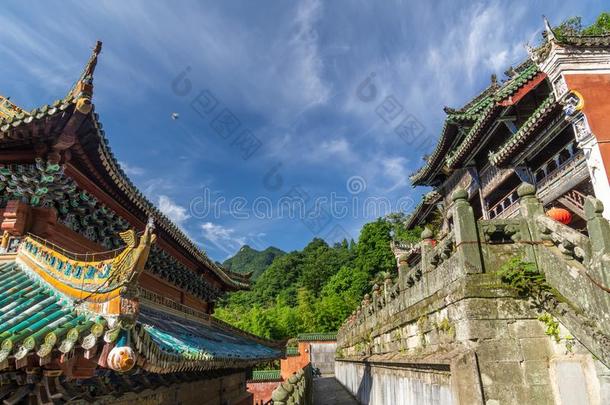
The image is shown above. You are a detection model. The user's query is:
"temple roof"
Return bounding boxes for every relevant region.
[410,62,542,186]
[488,93,560,166]
[0,96,28,120]
[0,41,247,291]
[0,257,280,374]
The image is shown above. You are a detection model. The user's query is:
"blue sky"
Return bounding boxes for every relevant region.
[0,1,605,260]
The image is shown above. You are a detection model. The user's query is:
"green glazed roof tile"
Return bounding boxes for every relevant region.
[249,369,282,381]
[0,259,281,372]
[297,332,337,341]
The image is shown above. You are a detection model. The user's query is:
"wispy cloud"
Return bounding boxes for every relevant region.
[119,161,145,176]
[201,222,246,258]
[158,195,190,227]
[1,0,602,260]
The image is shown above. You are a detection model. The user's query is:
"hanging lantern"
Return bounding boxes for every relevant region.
[546,207,572,225]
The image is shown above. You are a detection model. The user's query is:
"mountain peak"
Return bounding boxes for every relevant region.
[223,245,285,280]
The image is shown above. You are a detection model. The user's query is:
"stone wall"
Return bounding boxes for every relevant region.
[335,185,610,404]
[309,342,337,375]
[335,360,452,404]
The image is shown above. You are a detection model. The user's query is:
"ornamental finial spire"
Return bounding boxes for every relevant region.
[543,15,556,42]
[68,41,102,114]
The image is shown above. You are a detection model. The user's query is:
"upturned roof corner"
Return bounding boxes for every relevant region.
[68,40,103,115]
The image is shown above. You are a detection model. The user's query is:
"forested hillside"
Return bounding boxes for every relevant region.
[215,214,421,339]
[223,245,285,280]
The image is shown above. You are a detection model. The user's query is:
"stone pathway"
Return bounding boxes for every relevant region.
[313,376,359,405]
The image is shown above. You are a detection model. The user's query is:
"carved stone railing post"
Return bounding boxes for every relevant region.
[420,228,434,273]
[518,183,544,226]
[398,254,408,289]
[585,197,610,310]
[451,189,483,273]
[372,284,381,312]
[517,182,544,263]
[585,197,610,258]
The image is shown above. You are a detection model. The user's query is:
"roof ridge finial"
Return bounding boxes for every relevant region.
[68,40,103,114]
[543,15,556,42]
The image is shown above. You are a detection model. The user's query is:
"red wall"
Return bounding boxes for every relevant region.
[280,342,311,380]
[565,73,610,180]
[247,381,281,404]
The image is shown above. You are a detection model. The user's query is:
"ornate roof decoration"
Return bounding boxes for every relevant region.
[0,41,247,291]
[488,93,560,166]
[446,104,499,169]
[0,242,280,374]
[0,96,28,120]
[528,17,610,63]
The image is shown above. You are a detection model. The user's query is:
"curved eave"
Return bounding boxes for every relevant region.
[0,260,277,374]
[446,105,499,169]
[0,97,75,136]
[411,61,545,184]
[89,113,248,290]
[133,305,282,374]
[405,192,441,230]
[410,122,458,186]
[0,98,248,291]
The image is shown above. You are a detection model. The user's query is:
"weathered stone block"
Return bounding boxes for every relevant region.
[522,360,551,385]
[508,319,545,339]
[477,340,523,363]
[462,298,499,320]
[520,337,551,361]
[455,319,507,341]
[496,298,533,319]
[524,383,555,405]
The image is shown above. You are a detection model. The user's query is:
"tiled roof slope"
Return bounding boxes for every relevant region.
[0,259,280,373]
[297,332,337,342]
[410,61,542,185]
[249,369,282,381]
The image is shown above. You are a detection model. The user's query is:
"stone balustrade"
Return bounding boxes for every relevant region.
[336,183,610,404]
[270,364,313,405]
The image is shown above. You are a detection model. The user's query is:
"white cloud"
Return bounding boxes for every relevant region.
[288,0,330,105]
[158,195,190,226]
[119,161,145,176]
[424,1,533,105]
[201,222,246,258]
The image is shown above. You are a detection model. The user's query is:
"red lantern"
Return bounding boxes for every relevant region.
[546,207,572,225]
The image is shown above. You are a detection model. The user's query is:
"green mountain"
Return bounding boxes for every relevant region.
[223,245,285,280]
[215,214,422,340]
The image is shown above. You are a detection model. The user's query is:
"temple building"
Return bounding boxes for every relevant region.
[0,42,281,404]
[405,19,610,237]
[337,20,610,405]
